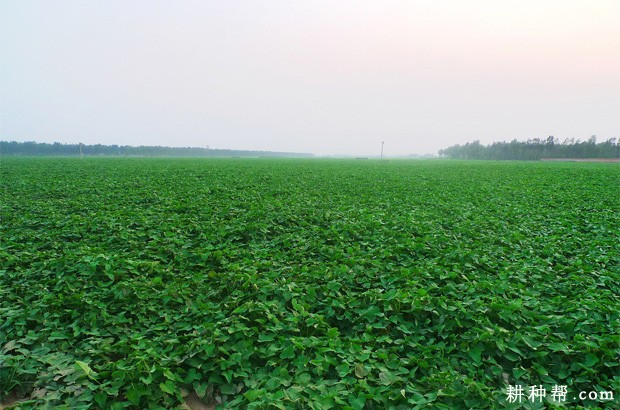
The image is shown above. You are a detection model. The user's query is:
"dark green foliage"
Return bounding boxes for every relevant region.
[0,140,313,158]
[1,158,618,408]
[439,136,619,160]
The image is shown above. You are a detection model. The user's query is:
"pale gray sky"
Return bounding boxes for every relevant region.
[1,0,618,156]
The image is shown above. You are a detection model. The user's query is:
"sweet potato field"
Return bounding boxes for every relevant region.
[1,158,618,409]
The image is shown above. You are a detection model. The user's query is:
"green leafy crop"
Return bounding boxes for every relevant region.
[1,158,618,409]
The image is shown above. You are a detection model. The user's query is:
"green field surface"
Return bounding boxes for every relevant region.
[1,158,618,409]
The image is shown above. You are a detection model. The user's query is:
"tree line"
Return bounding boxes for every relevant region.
[0,141,313,158]
[439,136,619,160]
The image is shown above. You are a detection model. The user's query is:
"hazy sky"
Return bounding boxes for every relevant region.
[1,1,618,156]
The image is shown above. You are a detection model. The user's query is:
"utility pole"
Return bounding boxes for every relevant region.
[381,141,385,159]
[79,143,83,160]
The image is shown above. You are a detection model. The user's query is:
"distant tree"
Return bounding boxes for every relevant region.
[0,140,314,158]
[439,137,619,160]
